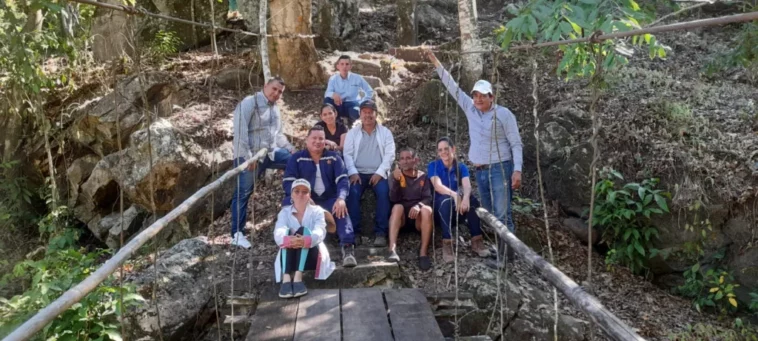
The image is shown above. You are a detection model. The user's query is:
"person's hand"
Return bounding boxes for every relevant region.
[247,161,258,171]
[450,191,461,208]
[332,93,342,106]
[288,235,304,249]
[392,168,402,181]
[349,174,361,185]
[512,171,522,190]
[425,49,440,67]
[409,205,421,219]
[369,174,383,186]
[325,140,337,150]
[332,198,347,219]
[458,197,470,215]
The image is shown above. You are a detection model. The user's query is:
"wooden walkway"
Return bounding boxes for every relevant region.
[246,288,445,341]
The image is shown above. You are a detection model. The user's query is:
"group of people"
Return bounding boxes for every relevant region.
[229,52,523,299]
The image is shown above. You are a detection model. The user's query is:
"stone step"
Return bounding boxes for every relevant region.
[326,244,390,262]
[222,315,251,329]
[303,261,402,289]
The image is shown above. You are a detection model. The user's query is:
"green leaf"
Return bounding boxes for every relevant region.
[527,15,538,36]
[570,21,582,35]
[104,329,123,341]
[654,195,669,212]
[637,186,646,200]
[559,21,573,35]
[578,0,598,4]
[634,242,645,256]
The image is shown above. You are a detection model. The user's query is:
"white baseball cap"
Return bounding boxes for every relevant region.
[291,179,311,192]
[471,80,493,95]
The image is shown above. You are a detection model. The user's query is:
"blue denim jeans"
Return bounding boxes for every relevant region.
[433,194,483,239]
[347,173,390,237]
[230,149,291,236]
[324,97,360,125]
[315,197,354,246]
[475,160,515,233]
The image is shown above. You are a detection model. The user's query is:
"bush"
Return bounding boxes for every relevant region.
[678,263,739,314]
[591,168,669,274]
[0,247,143,340]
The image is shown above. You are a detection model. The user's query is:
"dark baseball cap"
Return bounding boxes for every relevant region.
[359,100,377,112]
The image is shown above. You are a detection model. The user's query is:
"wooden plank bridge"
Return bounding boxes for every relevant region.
[246,288,445,341]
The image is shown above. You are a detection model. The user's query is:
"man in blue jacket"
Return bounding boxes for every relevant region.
[283,126,356,267]
[324,55,374,126]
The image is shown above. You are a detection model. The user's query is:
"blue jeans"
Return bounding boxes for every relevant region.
[324,97,360,125]
[315,197,355,246]
[230,150,291,236]
[434,195,483,239]
[347,173,390,237]
[475,161,515,233]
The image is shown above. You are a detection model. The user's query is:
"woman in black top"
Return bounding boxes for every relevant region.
[314,104,347,152]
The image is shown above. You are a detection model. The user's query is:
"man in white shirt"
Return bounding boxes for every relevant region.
[231,77,295,249]
[343,100,396,247]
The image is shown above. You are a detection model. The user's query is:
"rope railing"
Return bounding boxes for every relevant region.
[64,0,317,39]
[2,148,268,341]
[476,208,646,341]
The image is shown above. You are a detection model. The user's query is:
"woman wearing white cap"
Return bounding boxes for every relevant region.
[273,178,335,298]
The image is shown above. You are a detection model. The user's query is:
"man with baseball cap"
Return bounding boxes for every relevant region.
[343,99,396,247]
[425,50,524,264]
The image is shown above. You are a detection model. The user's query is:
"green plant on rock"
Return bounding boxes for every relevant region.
[148,29,182,62]
[512,195,543,217]
[0,247,144,340]
[678,263,739,314]
[591,168,669,274]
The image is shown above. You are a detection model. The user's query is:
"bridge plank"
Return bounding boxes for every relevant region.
[385,289,445,341]
[341,288,393,341]
[246,289,299,341]
[294,289,341,341]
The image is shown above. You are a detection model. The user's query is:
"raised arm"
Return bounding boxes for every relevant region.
[425,50,474,115]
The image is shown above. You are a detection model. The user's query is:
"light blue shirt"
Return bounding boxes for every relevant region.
[435,66,524,172]
[324,72,374,103]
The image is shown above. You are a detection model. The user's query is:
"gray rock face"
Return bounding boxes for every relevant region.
[102,205,149,249]
[70,72,187,156]
[416,4,448,31]
[313,0,360,50]
[560,217,600,245]
[126,237,214,340]
[461,263,587,340]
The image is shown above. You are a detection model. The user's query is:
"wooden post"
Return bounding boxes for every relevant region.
[475,208,646,341]
[3,149,268,341]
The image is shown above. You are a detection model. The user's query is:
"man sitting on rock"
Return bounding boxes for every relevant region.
[387,147,433,271]
[324,55,374,126]
[344,100,396,247]
[282,126,357,268]
[230,77,295,249]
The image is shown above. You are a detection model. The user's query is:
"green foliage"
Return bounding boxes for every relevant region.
[0,246,144,340]
[147,30,182,62]
[591,168,669,274]
[512,195,542,217]
[0,161,36,232]
[668,318,758,341]
[705,15,758,84]
[495,0,666,80]
[678,263,740,314]
[750,292,758,312]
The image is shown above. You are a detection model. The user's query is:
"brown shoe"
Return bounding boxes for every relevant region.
[471,235,491,258]
[442,239,454,263]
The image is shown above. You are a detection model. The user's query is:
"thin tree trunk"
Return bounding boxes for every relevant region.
[268,0,325,89]
[259,0,271,82]
[457,0,483,89]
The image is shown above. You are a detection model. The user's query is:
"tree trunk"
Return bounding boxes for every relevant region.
[457,0,483,90]
[397,0,417,46]
[259,0,271,82]
[267,0,326,89]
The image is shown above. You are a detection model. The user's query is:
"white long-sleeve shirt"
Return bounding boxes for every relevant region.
[232,92,294,161]
[273,204,334,282]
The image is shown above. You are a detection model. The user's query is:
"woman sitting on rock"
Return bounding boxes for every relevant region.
[274,179,335,298]
[314,103,348,152]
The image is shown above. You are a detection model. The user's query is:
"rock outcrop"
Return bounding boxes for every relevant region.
[125,237,214,340]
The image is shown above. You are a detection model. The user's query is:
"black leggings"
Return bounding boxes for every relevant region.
[281,226,319,273]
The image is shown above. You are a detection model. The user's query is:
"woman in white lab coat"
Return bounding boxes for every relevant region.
[274,179,335,298]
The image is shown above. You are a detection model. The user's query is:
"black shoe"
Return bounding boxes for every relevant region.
[292,281,308,298]
[387,249,400,262]
[342,244,357,267]
[279,282,294,298]
[418,256,432,271]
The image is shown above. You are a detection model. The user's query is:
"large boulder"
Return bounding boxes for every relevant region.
[126,237,214,340]
[75,119,232,245]
[102,205,149,249]
[461,263,587,340]
[92,0,231,62]
[313,0,360,50]
[70,72,188,156]
[66,155,101,208]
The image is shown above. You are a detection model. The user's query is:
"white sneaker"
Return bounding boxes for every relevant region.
[232,232,252,249]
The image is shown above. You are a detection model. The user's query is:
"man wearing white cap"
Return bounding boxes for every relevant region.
[425,50,523,262]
